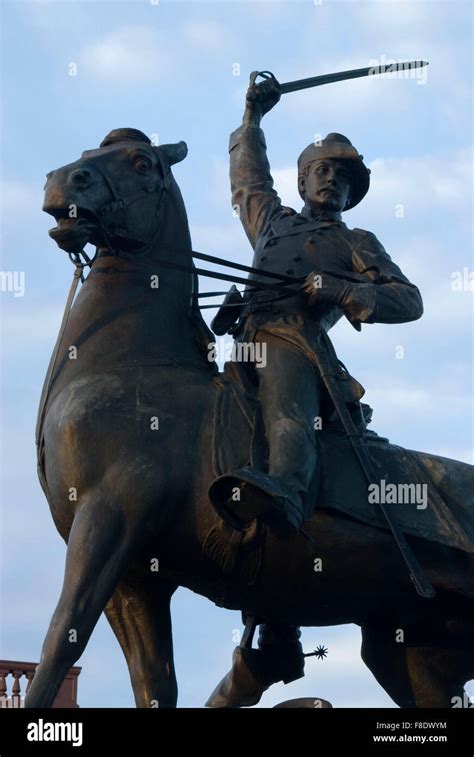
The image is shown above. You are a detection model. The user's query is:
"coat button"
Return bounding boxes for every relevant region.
[293,255,301,262]
[266,238,278,246]
[285,268,294,275]
[307,237,315,244]
[260,255,267,261]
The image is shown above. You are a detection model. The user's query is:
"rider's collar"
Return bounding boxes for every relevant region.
[299,207,345,226]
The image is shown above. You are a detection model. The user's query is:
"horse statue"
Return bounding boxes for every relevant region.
[25,128,474,709]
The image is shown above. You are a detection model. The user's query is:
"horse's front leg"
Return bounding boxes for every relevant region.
[24,486,144,708]
[105,576,178,708]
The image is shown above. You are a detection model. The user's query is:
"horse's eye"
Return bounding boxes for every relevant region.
[134,158,151,173]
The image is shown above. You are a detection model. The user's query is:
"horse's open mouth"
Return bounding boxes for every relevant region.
[48,207,99,250]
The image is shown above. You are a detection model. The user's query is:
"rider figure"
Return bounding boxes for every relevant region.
[208,73,423,535]
[206,73,424,708]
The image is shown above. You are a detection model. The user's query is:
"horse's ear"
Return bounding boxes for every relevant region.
[158,141,188,167]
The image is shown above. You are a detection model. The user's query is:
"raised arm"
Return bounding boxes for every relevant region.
[229,74,285,248]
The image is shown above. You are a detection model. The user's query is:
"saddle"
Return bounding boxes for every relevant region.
[209,360,474,556]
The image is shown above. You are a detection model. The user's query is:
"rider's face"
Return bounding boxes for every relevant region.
[301,159,352,212]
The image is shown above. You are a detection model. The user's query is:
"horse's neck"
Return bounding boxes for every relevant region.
[53,237,212,383]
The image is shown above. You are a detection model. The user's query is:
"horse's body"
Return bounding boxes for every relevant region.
[25,130,474,708]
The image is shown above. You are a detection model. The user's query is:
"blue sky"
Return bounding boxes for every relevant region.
[0,0,472,708]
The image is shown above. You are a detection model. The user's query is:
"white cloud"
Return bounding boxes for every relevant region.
[78,20,238,87]
[191,222,240,259]
[364,381,472,429]
[182,20,232,55]
[359,374,472,459]
[20,0,92,38]
[365,148,472,221]
[204,156,232,212]
[80,26,174,85]
[359,0,433,29]
[1,304,65,349]
[420,283,473,324]
[0,180,44,228]
[429,446,473,465]
[272,165,300,208]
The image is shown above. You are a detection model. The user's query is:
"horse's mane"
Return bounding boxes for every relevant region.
[164,168,217,373]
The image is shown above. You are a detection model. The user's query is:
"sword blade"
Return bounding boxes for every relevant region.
[280,60,428,94]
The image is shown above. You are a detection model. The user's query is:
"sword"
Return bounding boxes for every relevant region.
[250,61,428,94]
[311,329,435,600]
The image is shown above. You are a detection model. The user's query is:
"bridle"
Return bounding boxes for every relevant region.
[68,150,173,277]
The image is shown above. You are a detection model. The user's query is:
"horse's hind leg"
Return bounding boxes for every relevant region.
[105,576,178,708]
[25,492,140,708]
[361,625,473,707]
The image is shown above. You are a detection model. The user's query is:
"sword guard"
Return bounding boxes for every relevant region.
[248,70,279,93]
[250,70,276,83]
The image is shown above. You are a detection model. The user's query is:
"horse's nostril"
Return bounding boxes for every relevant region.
[71,169,91,185]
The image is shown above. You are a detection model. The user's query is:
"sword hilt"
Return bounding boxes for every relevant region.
[247,70,280,100]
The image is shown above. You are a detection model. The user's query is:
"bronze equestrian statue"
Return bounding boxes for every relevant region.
[24,114,474,709]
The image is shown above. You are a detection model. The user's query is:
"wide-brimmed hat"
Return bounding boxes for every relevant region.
[297,133,370,210]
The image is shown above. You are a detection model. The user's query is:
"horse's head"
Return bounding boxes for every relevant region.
[43,128,188,254]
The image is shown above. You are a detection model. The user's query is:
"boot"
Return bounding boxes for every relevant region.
[208,467,305,533]
[205,639,305,708]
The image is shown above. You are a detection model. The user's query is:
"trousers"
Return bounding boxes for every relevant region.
[252,327,320,519]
